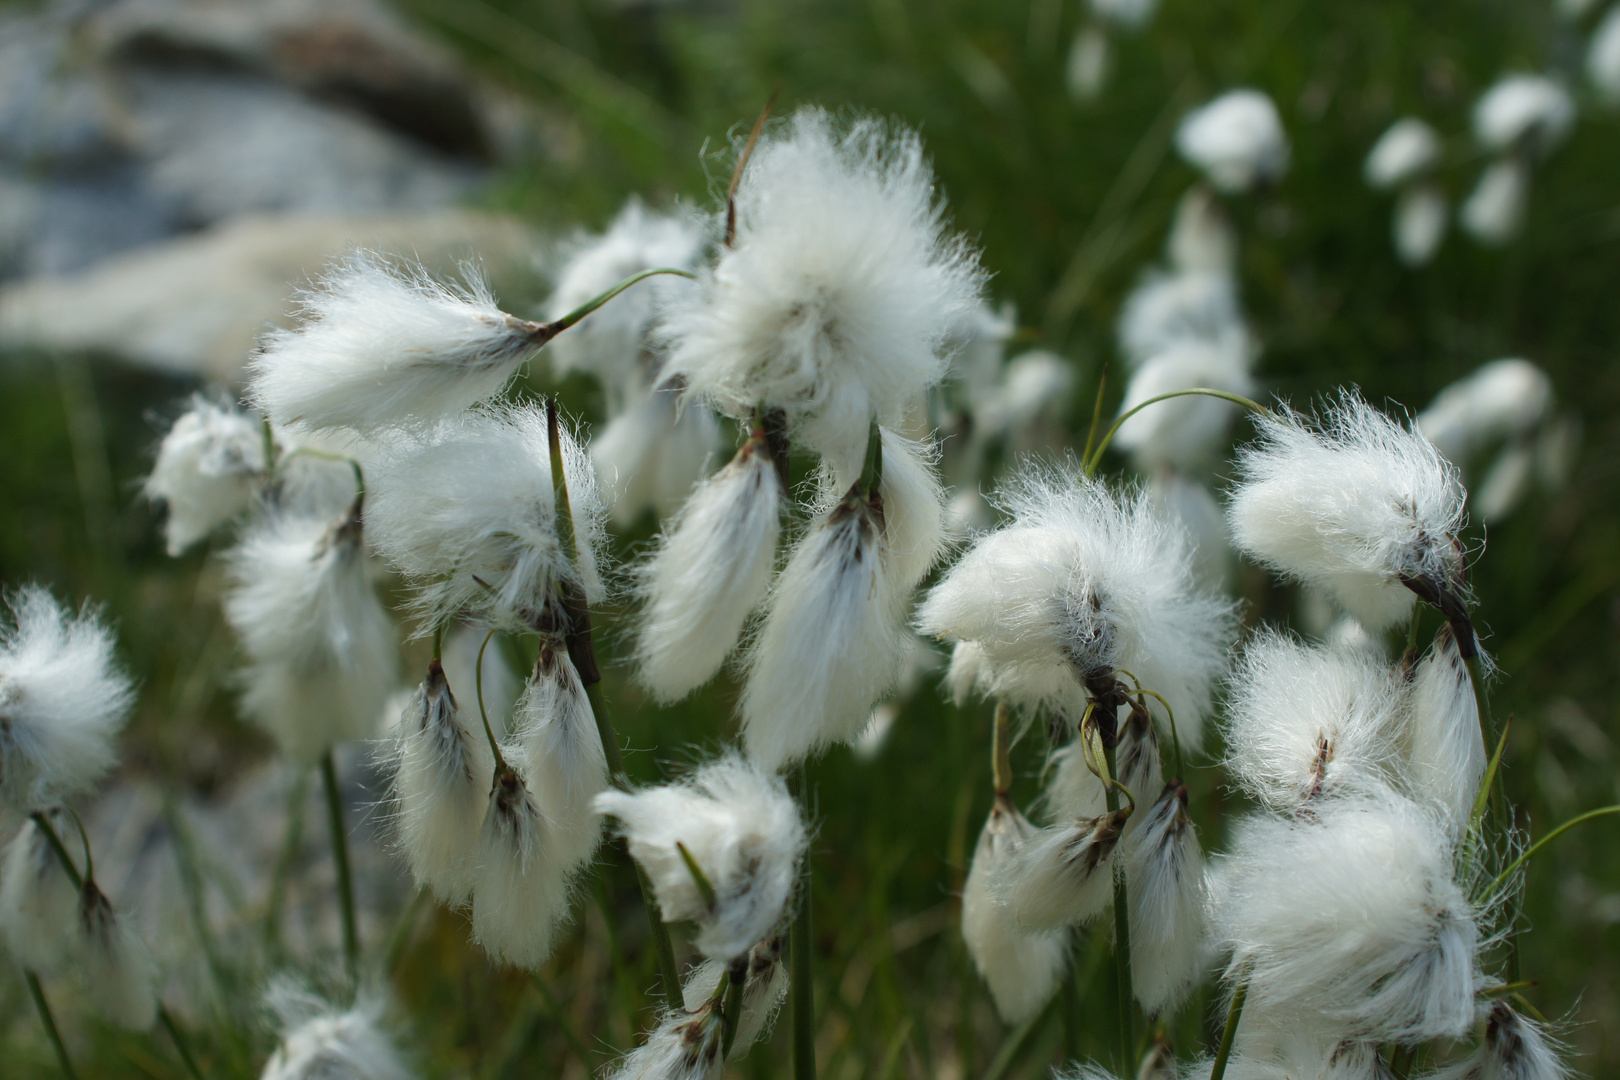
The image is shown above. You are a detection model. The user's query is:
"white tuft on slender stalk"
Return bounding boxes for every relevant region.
[145,395,267,555]
[366,404,605,633]
[591,386,720,526]
[961,797,1070,1024]
[511,640,607,870]
[1148,471,1230,588]
[973,351,1077,451]
[1113,337,1257,469]
[1222,630,1407,813]
[1227,391,1471,638]
[440,623,520,734]
[1461,158,1530,246]
[660,107,984,481]
[225,508,397,764]
[0,587,135,811]
[471,760,572,969]
[1210,790,1479,1043]
[1589,8,1620,103]
[0,809,83,973]
[1125,781,1207,1016]
[603,1002,725,1080]
[682,937,791,1059]
[387,660,492,905]
[1043,736,1109,823]
[997,807,1128,930]
[1115,705,1163,816]
[1394,184,1449,266]
[595,755,805,962]
[873,427,950,590]
[634,431,782,703]
[1175,90,1290,194]
[1168,186,1237,275]
[249,253,546,434]
[1365,118,1442,190]
[1472,76,1575,156]
[262,982,416,1080]
[1406,625,1485,829]
[918,465,1238,751]
[78,881,156,1030]
[1475,444,1538,523]
[1429,1000,1571,1080]
[1117,271,1243,369]
[1417,358,1553,465]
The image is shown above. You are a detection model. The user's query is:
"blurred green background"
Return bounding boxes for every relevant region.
[3,0,1620,1076]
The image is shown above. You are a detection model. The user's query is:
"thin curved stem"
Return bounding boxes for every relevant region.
[63,807,94,883]
[1470,718,1513,834]
[29,812,85,891]
[474,629,507,769]
[1081,364,1110,469]
[1103,741,1134,1068]
[275,447,365,500]
[1489,805,1620,895]
[158,1004,207,1080]
[319,751,359,981]
[1210,976,1249,1080]
[25,969,78,1080]
[549,268,696,333]
[1084,389,1272,477]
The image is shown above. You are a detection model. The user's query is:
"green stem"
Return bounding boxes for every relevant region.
[1103,742,1134,1069]
[29,812,85,891]
[791,763,816,1080]
[1084,389,1272,477]
[1210,977,1248,1080]
[1388,1043,1414,1080]
[720,958,747,1059]
[549,268,696,333]
[319,752,360,981]
[1081,364,1110,469]
[264,771,308,958]
[25,969,79,1080]
[158,1004,206,1080]
[1060,961,1080,1061]
[1469,717,1512,834]
[1489,804,1620,896]
[857,418,884,497]
[474,629,508,769]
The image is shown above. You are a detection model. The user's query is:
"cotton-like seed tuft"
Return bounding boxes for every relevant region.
[1417,359,1553,466]
[1428,1000,1571,1080]
[1472,76,1575,156]
[1589,8,1620,102]
[634,432,782,703]
[660,108,984,480]
[602,1003,725,1080]
[1364,118,1442,190]
[595,755,805,962]
[471,762,573,968]
[873,427,950,590]
[511,640,607,870]
[997,807,1128,930]
[592,386,720,526]
[1113,337,1256,469]
[681,937,791,1059]
[1175,90,1290,193]
[1089,0,1158,30]
[0,588,135,811]
[1461,159,1530,246]
[249,253,545,434]
[961,797,1069,1024]
[1406,625,1485,829]
[262,983,416,1080]
[1117,271,1243,369]
[0,809,83,972]
[1125,782,1207,1015]
[974,351,1077,446]
[145,395,267,555]
[78,881,156,1030]
[1115,705,1163,819]
[1394,185,1449,266]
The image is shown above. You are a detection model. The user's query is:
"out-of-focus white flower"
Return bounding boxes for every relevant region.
[918,465,1238,750]
[226,509,398,763]
[440,623,520,734]
[1175,90,1290,194]
[1118,272,1243,367]
[961,796,1069,1024]
[634,431,783,703]
[660,108,984,482]
[1227,392,1472,643]
[949,299,1017,403]
[1222,630,1407,812]
[145,395,267,555]
[1428,1000,1572,1080]
[1113,337,1257,469]
[1588,8,1620,102]
[1066,28,1111,103]
[1211,792,1478,1043]
[0,588,135,811]
[1168,186,1237,275]
[1364,118,1442,190]
[1474,444,1536,522]
[471,760,572,968]
[1473,76,1576,156]
[1557,0,1603,18]
[367,404,605,633]
[1089,0,1158,30]
[1407,625,1485,829]
[974,351,1077,447]
[591,386,720,526]
[0,809,82,973]
[1393,184,1449,266]
[249,253,549,434]
[262,983,415,1080]
[681,938,791,1059]
[1147,471,1230,588]
[1460,158,1530,245]
[1418,358,1554,464]
[1126,781,1207,1016]
[603,1001,725,1080]
[546,198,705,403]
[79,881,156,1030]
[511,640,606,870]
[595,756,805,962]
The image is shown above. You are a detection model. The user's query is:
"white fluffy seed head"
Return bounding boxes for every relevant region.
[961,798,1069,1024]
[0,588,135,811]
[592,387,721,527]
[949,299,1018,403]
[1115,706,1163,818]
[249,252,544,434]
[595,757,805,962]
[471,761,573,968]
[1147,472,1231,589]
[917,466,1239,751]
[634,434,783,703]
[996,808,1127,930]
[1364,118,1442,190]
[225,510,398,763]
[682,938,791,1059]
[1089,0,1158,30]
[874,428,950,590]
[262,983,415,1080]
[1227,391,1470,635]
[660,108,985,481]
[1168,186,1237,275]
[1117,271,1244,368]
[386,660,492,905]
[366,404,606,634]
[604,1004,725,1080]
[1473,75,1576,156]
[1175,90,1290,193]
[1222,630,1408,813]
[1428,1001,1572,1080]
[79,882,156,1031]
[1113,337,1257,469]
[146,395,267,555]
[1406,625,1485,830]
[0,809,83,973]
[1588,8,1620,103]
[1210,791,1479,1043]
[1461,158,1530,246]
[1125,782,1207,1016]
[1417,358,1554,465]
[512,641,607,871]
[1394,183,1449,267]
[974,351,1077,449]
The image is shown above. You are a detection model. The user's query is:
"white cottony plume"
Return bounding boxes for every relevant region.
[592,386,720,527]
[145,395,267,555]
[226,508,398,764]
[1065,27,1110,103]
[366,404,605,634]
[1115,704,1163,817]
[1394,184,1449,267]
[545,198,704,402]
[974,351,1077,450]
[997,805,1128,930]
[1222,630,1407,813]
[1429,1000,1572,1080]
[1044,733,1109,824]
[1175,90,1290,194]
[1407,625,1485,829]
[1365,119,1442,190]
[0,809,83,973]
[1461,159,1530,246]
[248,252,548,434]
[1474,445,1537,523]
[440,623,520,735]
[1227,391,1475,647]
[262,982,415,1080]
[949,298,1017,404]
[918,465,1239,752]
[1113,338,1257,469]
[1417,358,1554,465]
[1168,186,1237,275]
[1210,791,1479,1043]
[682,938,791,1059]
[634,430,783,703]
[603,999,725,1080]
[1473,76,1575,157]
[78,880,156,1030]
[512,639,607,870]
[1125,781,1207,1016]
[471,760,572,968]
[1182,1039,1396,1080]
[595,755,805,962]
[1089,0,1158,30]
[1589,7,1620,103]
[1117,271,1243,368]
[1147,471,1230,589]
[961,796,1069,1024]
[872,428,949,589]
[660,107,984,481]
[0,587,135,810]
[387,660,492,905]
